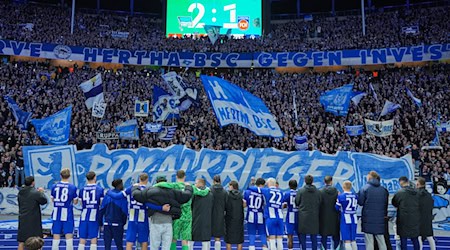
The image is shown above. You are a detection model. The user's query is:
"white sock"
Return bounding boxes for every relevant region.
[215,241,221,250]
[351,241,357,250]
[52,239,60,250]
[345,242,351,250]
[269,240,277,250]
[276,238,283,250]
[428,236,436,250]
[78,243,85,250]
[90,244,97,250]
[262,247,269,250]
[419,236,423,250]
[202,241,210,250]
[249,247,256,250]
[189,241,194,250]
[66,239,74,250]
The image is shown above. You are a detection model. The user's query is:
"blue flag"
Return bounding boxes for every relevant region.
[4,96,32,130]
[294,135,308,150]
[158,125,177,141]
[31,106,72,145]
[430,130,440,146]
[144,123,163,133]
[319,84,354,116]
[152,86,180,122]
[201,75,283,138]
[380,100,401,117]
[116,119,139,140]
[345,125,364,136]
[406,87,422,107]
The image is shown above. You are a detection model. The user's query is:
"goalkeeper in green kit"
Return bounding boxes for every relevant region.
[167,170,210,250]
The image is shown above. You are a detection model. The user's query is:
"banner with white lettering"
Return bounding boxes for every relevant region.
[23,144,413,194]
[0,39,448,68]
[201,75,283,138]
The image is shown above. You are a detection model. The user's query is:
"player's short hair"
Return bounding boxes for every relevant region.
[112,179,123,189]
[24,237,44,250]
[368,171,380,180]
[24,176,34,186]
[324,176,333,185]
[213,175,221,183]
[229,180,239,190]
[416,177,426,187]
[255,178,265,186]
[139,173,149,182]
[176,170,186,179]
[86,171,96,181]
[343,180,352,190]
[60,168,71,179]
[267,178,276,187]
[399,176,408,183]
[305,175,313,185]
[196,178,206,187]
[289,179,298,189]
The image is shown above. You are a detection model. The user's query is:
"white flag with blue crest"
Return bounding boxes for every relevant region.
[135,100,149,117]
[158,125,177,140]
[201,75,283,138]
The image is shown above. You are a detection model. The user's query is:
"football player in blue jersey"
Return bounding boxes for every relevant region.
[51,168,78,250]
[248,177,284,250]
[78,171,104,250]
[282,180,298,250]
[243,178,268,250]
[335,180,358,250]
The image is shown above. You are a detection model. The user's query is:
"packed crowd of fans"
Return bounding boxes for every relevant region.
[0,1,448,52]
[0,60,448,187]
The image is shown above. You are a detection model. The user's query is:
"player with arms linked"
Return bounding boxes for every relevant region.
[282,180,298,250]
[248,177,284,250]
[51,168,78,250]
[77,171,104,250]
[244,178,268,250]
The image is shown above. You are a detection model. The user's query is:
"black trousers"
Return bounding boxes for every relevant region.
[104,225,124,250]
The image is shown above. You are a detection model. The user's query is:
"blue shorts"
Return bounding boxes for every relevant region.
[247,222,266,235]
[266,218,284,236]
[285,222,298,235]
[126,221,149,243]
[340,223,357,241]
[52,220,74,235]
[79,221,99,239]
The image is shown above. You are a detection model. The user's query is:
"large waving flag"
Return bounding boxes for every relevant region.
[116,119,139,140]
[406,87,422,107]
[380,100,401,117]
[204,25,221,45]
[152,86,180,122]
[319,84,354,116]
[201,75,283,138]
[4,96,32,130]
[31,106,72,145]
[79,73,104,109]
[162,71,186,98]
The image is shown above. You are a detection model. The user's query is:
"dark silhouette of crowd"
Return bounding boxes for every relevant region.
[0,1,448,52]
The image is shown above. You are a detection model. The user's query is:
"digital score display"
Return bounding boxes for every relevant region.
[166,0,262,38]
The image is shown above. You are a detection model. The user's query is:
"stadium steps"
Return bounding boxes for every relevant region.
[0,229,449,249]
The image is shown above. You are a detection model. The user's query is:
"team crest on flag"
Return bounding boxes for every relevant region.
[158,125,177,140]
[92,101,106,118]
[31,106,72,145]
[135,100,149,117]
[365,119,394,137]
